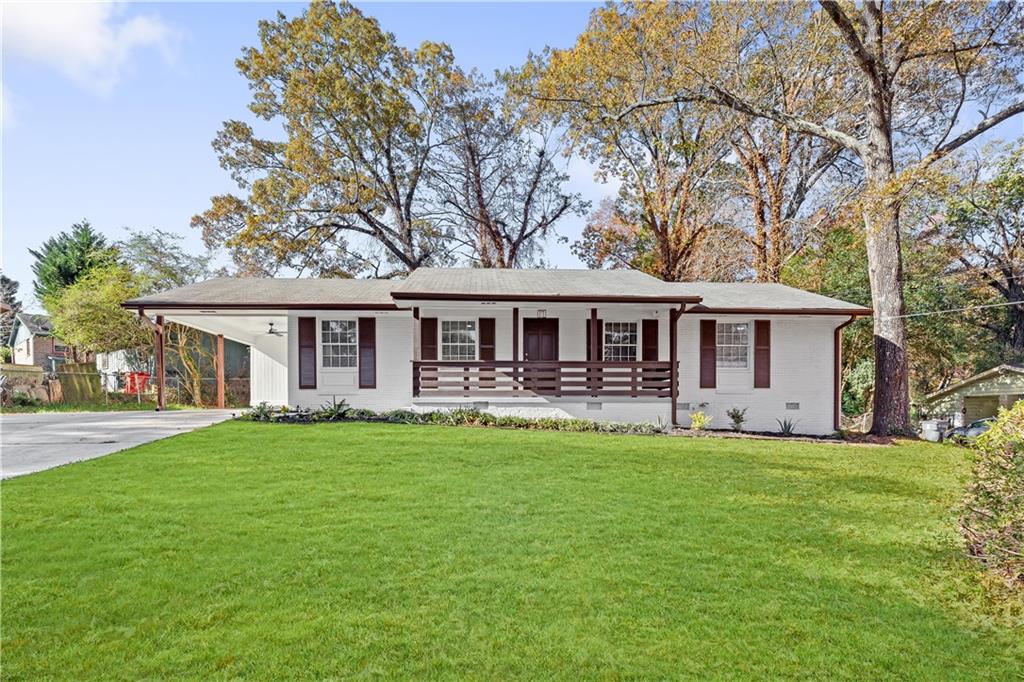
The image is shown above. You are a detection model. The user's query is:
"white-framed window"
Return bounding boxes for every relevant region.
[321,320,357,368]
[441,320,477,361]
[716,322,749,369]
[604,321,637,362]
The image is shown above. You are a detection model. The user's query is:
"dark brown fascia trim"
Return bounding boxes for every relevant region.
[122,302,398,311]
[390,292,703,304]
[685,306,873,316]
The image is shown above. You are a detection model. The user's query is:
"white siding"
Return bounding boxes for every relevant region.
[250,335,288,406]
[677,314,846,435]
[287,311,413,411]
[267,303,847,433]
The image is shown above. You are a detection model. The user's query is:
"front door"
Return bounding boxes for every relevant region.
[522,318,559,394]
[523,318,559,361]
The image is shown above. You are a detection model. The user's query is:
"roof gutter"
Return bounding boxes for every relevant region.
[389,292,703,304]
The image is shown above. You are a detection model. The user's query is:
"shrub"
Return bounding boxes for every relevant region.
[776,417,799,436]
[344,408,377,421]
[0,346,11,363]
[380,409,421,424]
[726,407,747,432]
[312,399,349,422]
[960,401,1024,589]
[10,393,41,408]
[238,402,276,422]
[689,411,712,431]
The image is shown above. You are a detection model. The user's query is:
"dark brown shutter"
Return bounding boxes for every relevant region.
[478,318,495,361]
[358,317,376,388]
[421,318,438,360]
[699,319,716,389]
[298,316,317,389]
[754,320,770,388]
[642,319,659,361]
[585,319,604,361]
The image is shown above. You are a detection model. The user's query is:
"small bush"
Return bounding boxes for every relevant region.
[690,411,712,431]
[312,399,350,422]
[344,408,377,421]
[380,409,421,424]
[238,402,276,422]
[726,407,747,432]
[960,401,1023,589]
[776,417,799,435]
[10,393,42,408]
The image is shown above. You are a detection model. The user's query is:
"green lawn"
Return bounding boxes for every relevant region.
[0,400,186,414]
[2,423,1020,679]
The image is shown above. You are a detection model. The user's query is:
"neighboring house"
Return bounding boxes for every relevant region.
[7,313,76,370]
[924,364,1024,427]
[123,269,870,435]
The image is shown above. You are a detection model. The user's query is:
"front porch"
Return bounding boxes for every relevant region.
[412,360,675,398]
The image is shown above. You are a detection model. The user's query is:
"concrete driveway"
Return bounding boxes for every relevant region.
[1,409,237,479]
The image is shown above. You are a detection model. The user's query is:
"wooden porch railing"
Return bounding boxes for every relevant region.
[412,360,675,398]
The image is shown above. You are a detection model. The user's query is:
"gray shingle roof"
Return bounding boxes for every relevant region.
[391,268,699,302]
[15,313,53,336]
[123,277,397,309]
[121,271,870,313]
[667,282,870,313]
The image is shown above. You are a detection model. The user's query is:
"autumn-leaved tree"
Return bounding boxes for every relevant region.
[539,0,1024,434]
[193,1,457,277]
[432,70,584,268]
[513,2,739,282]
[942,142,1024,359]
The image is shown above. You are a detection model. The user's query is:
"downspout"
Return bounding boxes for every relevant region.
[833,316,857,432]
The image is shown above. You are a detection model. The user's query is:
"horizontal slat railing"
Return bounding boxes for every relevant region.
[412,361,674,398]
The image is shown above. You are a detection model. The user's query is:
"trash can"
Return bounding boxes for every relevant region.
[920,419,948,442]
[125,372,150,395]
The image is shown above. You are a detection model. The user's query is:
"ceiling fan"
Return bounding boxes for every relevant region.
[266,322,286,337]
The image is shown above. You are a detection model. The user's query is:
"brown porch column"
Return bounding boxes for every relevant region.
[216,334,225,408]
[512,307,519,391]
[590,307,599,396]
[669,307,680,426]
[155,314,165,411]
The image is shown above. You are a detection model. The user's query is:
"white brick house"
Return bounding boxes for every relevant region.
[123,268,869,435]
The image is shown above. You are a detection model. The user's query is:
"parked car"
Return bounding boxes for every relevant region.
[944,417,995,441]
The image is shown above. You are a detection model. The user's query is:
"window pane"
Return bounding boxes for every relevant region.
[441,320,477,361]
[321,320,357,368]
[716,322,749,368]
[603,322,637,362]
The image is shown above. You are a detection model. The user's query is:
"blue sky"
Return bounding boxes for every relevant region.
[2,2,602,310]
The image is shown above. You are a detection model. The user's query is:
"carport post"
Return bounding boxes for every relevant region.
[216,334,225,409]
[155,315,165,411]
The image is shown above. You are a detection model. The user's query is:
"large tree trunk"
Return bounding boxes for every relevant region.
[862,125,911,435]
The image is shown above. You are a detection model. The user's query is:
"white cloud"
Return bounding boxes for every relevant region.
[3,2,177,95]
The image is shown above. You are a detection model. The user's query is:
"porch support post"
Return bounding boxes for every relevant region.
[155,314,165,411]
[412,307,420,397]
[512,307,519,391]
[590,307,599,395]
[215,333,225,408]
[669,306,680,426]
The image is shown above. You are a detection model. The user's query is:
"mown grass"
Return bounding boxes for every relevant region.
[0,400,187,414]
[2,422,1020,679]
